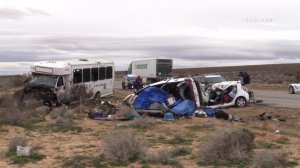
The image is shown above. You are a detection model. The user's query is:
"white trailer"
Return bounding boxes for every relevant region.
[128,59,172,83]
[26,59,114,106]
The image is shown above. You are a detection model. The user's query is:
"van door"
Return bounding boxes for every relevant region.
[64,75,71,102]
[56,76,66,103]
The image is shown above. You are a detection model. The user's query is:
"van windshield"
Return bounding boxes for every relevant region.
[29,74,58,88]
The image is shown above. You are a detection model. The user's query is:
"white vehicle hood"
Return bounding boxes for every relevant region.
[212,81,239,91]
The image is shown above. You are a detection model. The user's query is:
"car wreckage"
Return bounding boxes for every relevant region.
[123,77,252,116]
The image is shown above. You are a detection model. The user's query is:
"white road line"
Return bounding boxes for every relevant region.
[258,97,300,103]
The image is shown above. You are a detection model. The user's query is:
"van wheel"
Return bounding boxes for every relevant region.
[94,92,101,100]
[288,86,295,94]
[235,97,246,107]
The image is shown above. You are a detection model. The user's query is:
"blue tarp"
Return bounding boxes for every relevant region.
[171,99,195,116]
[133,86,196,116]
[204,108,218,117]
[133,87,168,109]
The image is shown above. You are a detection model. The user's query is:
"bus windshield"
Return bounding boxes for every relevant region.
[29,74,58,88]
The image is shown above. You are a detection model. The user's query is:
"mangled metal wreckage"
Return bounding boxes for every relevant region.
[123,77,250,116]
[20,59,115,106]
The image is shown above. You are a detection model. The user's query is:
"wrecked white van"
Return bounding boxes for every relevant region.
[123,77,250,112]
[24,59,114,106]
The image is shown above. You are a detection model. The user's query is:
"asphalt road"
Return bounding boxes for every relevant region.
[253,89,300,109]
[114,80,300,109]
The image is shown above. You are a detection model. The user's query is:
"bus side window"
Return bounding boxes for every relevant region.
[57,76,64,87]
[91,68,98,81]
[73,69,82,84]
[106,66,113,79]
[99,67,105,80]
[83,68,91,83]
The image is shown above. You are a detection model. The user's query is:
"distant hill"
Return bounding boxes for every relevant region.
[116,63,300,84]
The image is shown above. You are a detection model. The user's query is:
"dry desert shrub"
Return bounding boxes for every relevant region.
[172,146,191,157]
[172,131,187,143]
[48,106,83,132]
[12,74,31,88]
[62,155,90,168]
[0,94,25,125]
[254,150,289,168]
[6,110,27,126]
[129,117,157,129]
[198,127,255,165]
[0,92,17,108]
[101,129,148,163]
[53,117,74,129]
[0,94,47,126]
[143,149,172,164]
[23,99,44,109]
[8,136,27,151]
[51,106,77,120]
[50,106,67,119]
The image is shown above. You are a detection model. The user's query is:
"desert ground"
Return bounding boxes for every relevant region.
[0,63,300,168]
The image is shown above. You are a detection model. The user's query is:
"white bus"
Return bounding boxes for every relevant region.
[25,58,114,106]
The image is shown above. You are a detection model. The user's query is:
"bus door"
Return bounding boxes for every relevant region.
[56,76,66,103]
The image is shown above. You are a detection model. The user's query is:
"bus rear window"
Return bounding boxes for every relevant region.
[106,66,113,79]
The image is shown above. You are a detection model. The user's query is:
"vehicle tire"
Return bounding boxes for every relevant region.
[235,96,247,107]
[94,92,101,100]
[288,86,295,94]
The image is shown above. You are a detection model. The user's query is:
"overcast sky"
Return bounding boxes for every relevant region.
[0,0,300,75]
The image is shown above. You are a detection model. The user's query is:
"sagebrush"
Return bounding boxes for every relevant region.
[129,117,157,129]
[254,150,289,168]
[8,136,27,151]
[198,127,255,165]
[143,149,172,164]
[0,94,47,126]
[101,129,148,163]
